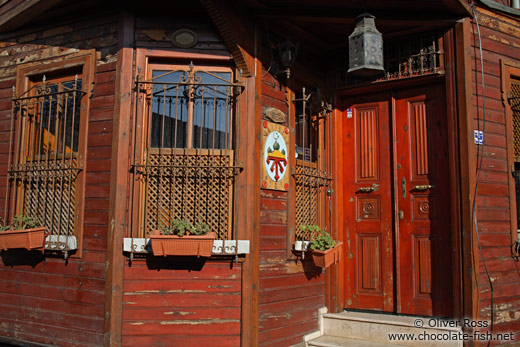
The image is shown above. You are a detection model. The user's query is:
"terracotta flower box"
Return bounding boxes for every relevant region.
[150,230,216,257]
[0,227,47,252]
[311,242,343,268]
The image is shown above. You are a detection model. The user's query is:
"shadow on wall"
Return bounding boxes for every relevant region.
[300,256,325,280]
[1,249,45,267]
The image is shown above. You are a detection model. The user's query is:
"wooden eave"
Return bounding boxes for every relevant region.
[200,0,254,77]
[242,0,472,54]
[0,0,64,32]
[443,0,473,17]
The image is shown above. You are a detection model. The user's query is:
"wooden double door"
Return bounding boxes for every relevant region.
[342,84,453,317]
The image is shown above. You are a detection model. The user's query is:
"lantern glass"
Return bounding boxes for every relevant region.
[348,13,384,77]
[278,40,298,69]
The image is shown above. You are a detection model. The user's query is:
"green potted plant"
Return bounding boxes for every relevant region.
[0,215,47,252]
[308,226,342,268]
[150,218,215,257]
[295,224,322,251]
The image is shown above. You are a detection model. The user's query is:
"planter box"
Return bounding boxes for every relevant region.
[0,227,47,252]
[150,231,216,257]
[311,242,343,268]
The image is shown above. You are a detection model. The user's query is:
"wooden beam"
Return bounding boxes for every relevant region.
[0,0,63,32]
[455,18,480,336]
[258,14,461,26]
[200,0,254,77]
[328,94,344,313]
[233,25,261,347]
[442,0,473,17]
[443,26,464,320]
[104,11,134,347]
[263,19,327,50]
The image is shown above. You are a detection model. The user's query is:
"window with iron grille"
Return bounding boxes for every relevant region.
[510,76,520,239]
[5,72,86,253]
[130,62,244,240]
[293,88,333,241]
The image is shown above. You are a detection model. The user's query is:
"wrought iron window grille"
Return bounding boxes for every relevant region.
[129,63,245,245]
[5,76,85,256]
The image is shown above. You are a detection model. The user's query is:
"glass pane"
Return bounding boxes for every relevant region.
[192,71,231,149]
[150,69,232,149]
[295,112,318,162]
[150,70,188,148]
[33,79,82,157]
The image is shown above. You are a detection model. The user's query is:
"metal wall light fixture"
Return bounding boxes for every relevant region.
[276,39,299,79]
[348,13,384,77]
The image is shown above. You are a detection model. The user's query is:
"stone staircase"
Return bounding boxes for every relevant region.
[304,309,463,347]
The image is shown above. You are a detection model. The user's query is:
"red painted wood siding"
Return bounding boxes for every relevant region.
[0,17,117,346]
[122,261,241,347]
[471,7,520,343]
[258,70,325,347]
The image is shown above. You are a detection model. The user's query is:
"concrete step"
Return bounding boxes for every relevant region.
[319,311,462,347]
[308,335,408,346]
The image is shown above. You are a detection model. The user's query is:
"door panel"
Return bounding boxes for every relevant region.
[395,86,452,317]
[342,85,452,317]
[343,97,394,312]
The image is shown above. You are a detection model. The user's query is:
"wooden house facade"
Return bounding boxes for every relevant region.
[0,0,518,346]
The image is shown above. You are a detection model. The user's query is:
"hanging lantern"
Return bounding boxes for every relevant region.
[278,39,298,69]
[348,13,384,78]
[276,39,299,79]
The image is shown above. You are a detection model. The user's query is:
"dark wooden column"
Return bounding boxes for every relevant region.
[104,12,135,347]
[455,18,480,334]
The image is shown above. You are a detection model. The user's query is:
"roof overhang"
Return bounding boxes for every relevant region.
[0,0,64,32]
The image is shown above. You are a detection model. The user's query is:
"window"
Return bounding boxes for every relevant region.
[293,88,333,241]
[503,61,520,250]
[5,59,91,253]
[130,62,244,240]
[509,74,520,241]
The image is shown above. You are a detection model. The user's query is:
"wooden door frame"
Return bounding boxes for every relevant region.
[332,46,464,319]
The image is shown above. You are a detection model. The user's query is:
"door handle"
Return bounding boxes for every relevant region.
[357,184,379,193]
[413,184,435,191]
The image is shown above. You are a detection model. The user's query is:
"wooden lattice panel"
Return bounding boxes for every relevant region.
[14,160,79,239]
[512,78,520,161]
[141,149,234,240]
[294,162,331,241]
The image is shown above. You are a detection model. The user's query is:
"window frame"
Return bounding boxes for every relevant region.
[502,59,520,245]
[289,88,334,252]
[130,50,242,241]
[9,51,95,257]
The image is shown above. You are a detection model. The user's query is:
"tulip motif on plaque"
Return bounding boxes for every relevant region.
[261,121,290,191]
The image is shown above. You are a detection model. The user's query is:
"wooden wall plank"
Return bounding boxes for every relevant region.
[122,261,242,345]
[122,335,240,347]
[470,6,520,342]
[0,13,117,347]
[257,64,325,346]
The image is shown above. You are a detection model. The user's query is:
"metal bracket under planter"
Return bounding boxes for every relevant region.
[45,235,77,250]
[123,238,250,256]
[294,240,311,259]
[294,240,311,251]
[45,235,78,259]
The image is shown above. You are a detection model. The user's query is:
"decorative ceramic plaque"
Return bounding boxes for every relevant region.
[261,121,290,191]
